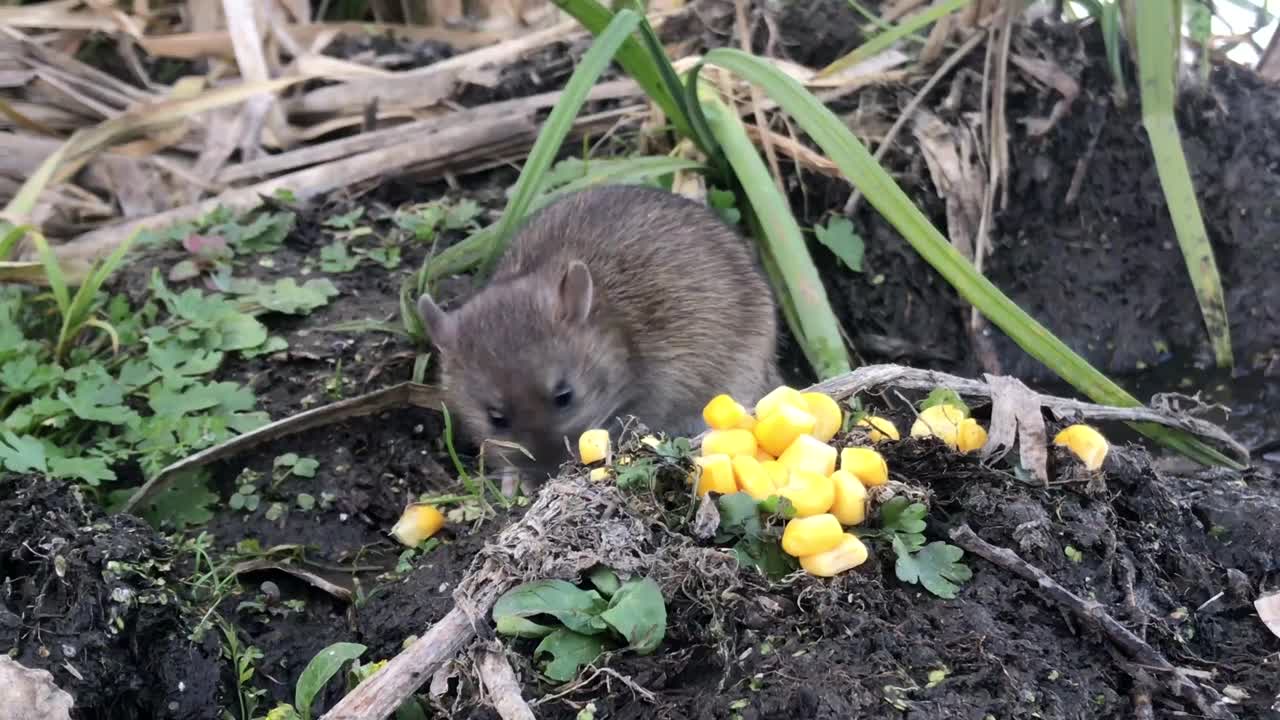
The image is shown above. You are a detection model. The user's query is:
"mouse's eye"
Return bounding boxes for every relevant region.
[552,382,574,410]
[487,408,509,429]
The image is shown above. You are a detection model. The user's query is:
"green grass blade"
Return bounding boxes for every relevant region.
[531,156,705,203]
[56,228,141,361]
[1134,0,1233,369]
[478,8,645,276]
[695,84,850,379]
[692,48,1241,469]
[1100,2,1129,105]
[29,231,70,315]
[0,222,27,261]
[429,156,701,283]
[818,0,972,78]
[552,0,693,139]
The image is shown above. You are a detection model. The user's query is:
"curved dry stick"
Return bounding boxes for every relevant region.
[797,364,1248,464]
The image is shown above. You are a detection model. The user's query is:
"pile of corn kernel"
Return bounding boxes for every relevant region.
[694,386,899,578]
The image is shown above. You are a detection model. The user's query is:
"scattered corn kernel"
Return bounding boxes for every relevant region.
[799,533,869,577]
[578,429,610,464]
[732,455,776,501]
[693,454,737,496]
[589,467,612,482]
[777,469,835,517]
[703,394,752,430]
[1054,424,1109,471]
[781,514,844,557]
[702,428,758,458]
[640,435,661,448]
[761,460,788,489]
[801,392,844,442]
[390,503,445,547]
[856,416,900,443]
[840,447,888,487]
[777,434,838,476]
[909,404,967,449]
[754,403,817,457]
[828,469,868,525]
[754,386,808,422]
[754,448,775,463]
[956,418,988,453]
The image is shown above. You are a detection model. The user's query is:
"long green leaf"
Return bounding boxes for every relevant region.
[1134,0,1233,369]
[478,8,645,276]
[694,84,850,378]
[29,231,70,315]
[818,0,972,78]
[552,0,693,140]
[0,222,27,261]
[690,48,1241,469]
[295,642,366,720]
[56,228,142,359]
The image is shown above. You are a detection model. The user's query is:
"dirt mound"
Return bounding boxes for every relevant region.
[0,475,222,719]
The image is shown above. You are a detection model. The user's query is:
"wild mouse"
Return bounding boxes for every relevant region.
[417,184,782,492]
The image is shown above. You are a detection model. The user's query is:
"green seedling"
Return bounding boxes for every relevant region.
[493,571,667,682]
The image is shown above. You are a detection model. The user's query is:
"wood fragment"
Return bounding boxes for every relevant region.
[476,642,537,720]
[322,605,489,720]
[950,525,1234,720]
[218,79,641,184]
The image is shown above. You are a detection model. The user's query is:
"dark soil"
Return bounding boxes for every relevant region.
[4,1,1279,719]
[0,476,222,719]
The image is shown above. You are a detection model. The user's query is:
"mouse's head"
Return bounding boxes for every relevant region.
[417,260,634,480]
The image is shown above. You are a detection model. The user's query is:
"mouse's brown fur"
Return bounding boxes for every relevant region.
[418,185,782,488]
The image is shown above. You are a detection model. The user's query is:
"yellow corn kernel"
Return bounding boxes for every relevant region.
[828,469,868,525]
[781,514,844,557]
[909,404,967,448]
[702,428,758,458]
[640,435,661,448]
[754,448,775,463]
[761,460,788,489]
[856,416,900,443]
[578,429,610,464]
[777,469,835,517]
[754,403,817,457]
[390,503,445,547]
[799,533,869,577]
[777,434,838,476]
[589,467,612,482]
[1053,424,1109,470]
[731,455,776,501]
[693,454,736,496]
[754,386,808,422]
[801,392,844,442]
[956,418,988,453]
[840,447,888,487]
[703,394,751,430]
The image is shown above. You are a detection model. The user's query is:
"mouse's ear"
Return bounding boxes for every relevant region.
[556,260,593,325]
[416,293,455,350]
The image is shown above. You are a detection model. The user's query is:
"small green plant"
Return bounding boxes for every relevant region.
[229,469,263,513]
[813,217,865,273]
[220,622,267,720]
[3,200,340,529]
[714,492,797,581]
[493,571,667,682]
[262,642,368,720]
[920,388,970,416]
[864,497,972,599]
[272,453,319,488]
